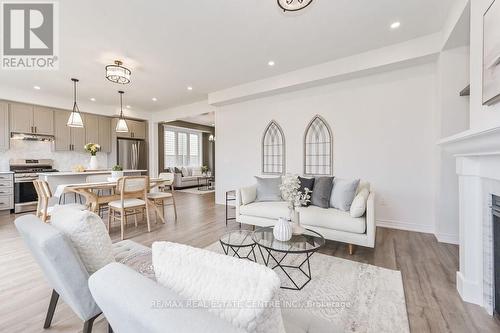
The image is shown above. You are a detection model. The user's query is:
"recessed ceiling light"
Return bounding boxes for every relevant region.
[90,97,96,102]
[390,21,401,29]
[33,85,41,90]
[268,60,275,67]
[152,97,158,102]
[187,86,193,91]
[126,105,131,109]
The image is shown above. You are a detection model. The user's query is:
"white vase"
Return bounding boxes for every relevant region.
[273,217,293,242]
[89,156,98,170]
[292,210,306,235]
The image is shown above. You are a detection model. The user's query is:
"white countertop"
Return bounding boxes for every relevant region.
[0,171,14,174]
[38,170,147,176]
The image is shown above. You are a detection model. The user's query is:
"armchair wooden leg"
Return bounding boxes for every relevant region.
[43,289,59,328]
[348,244,356,255]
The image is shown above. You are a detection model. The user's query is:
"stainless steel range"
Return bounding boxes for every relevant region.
[9,159,58,213]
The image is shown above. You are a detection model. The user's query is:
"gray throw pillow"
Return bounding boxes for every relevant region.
[255,177,282,202]
[330,178,360,211]
[311,177,334,208]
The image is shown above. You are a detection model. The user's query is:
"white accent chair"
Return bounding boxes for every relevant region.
[14,214,150,333]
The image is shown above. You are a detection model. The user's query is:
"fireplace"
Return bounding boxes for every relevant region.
[493,195,500,317]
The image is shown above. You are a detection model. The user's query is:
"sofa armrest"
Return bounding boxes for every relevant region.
[365,192,376,248]
[172,173,182,189]
[89,263,241,333]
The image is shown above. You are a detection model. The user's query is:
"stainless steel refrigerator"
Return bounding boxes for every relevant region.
[117,138,147,170]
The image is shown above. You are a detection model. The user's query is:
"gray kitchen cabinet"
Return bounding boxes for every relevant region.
[54,109,71,151]
[85,114,99,144]
[54,109,86,152]
[0,102,9,151]
[98,116,112,153]
[33,106,54,135]
[128,119,147,139]
[9,102,33,134]
[9,102,54,135]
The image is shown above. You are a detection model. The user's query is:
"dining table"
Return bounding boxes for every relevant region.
[54,178,169,223]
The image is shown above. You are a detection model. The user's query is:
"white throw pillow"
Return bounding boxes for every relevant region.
[153,242,285,333]
[240,185,257,205]
[51,206,115,274]
[181,167,189,177]
[350,188,370,218]
[192,167,202,176]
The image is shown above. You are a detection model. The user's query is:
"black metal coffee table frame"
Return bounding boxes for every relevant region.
[219,234,257,262]
[253,228,325,291]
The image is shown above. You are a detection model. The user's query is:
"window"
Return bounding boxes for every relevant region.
[304,115,333,176]
[262,120,285,174]
[163,126,202,168]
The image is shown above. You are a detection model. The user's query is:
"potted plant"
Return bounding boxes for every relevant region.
[111,165,124,179]
[84,143,101,170]
[201,165,209,176]
[279,174,312,235]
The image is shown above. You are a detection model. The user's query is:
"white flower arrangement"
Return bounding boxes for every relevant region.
[280,174,312,209]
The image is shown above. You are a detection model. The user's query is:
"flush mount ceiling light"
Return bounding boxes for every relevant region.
[115,91,129,133]
[67,78,84,128]
[106,60,131,84]
[277,0,313,12]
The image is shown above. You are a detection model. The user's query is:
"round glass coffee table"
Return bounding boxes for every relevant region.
[219,230,257,262]
[252,226,325,290]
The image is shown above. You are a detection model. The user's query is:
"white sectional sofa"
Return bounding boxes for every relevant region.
[236,183,376,249]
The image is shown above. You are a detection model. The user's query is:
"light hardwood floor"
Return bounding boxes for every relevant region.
[0,192,499,332]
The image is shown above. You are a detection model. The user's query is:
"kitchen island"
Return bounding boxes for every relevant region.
[38,170,147,205]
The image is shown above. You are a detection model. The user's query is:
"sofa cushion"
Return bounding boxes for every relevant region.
[298,176,315,207]
[240,201,289,220]
[51,206,115,274]
[330,178,360,211]
[297,205,366,234]
[181,167,190,177]
[350,188,370,218]
[255,176,282,202]
[240,186,257,205]
[311,177,334,208]
[181,176,198,182]
[192,167,202,176]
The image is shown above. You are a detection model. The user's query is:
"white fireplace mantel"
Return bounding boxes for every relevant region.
[441,127,500,314]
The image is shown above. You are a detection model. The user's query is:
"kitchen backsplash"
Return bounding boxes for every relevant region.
[0,140,109,171]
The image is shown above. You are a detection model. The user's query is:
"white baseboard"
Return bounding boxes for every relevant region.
[434,232,459,245]
[376,219,434,234]
[456,271,483,306]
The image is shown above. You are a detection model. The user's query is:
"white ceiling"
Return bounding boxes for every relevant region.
[178,112,215,127]
[0,0,456,112]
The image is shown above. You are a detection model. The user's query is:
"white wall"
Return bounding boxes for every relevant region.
[215,62,438,232]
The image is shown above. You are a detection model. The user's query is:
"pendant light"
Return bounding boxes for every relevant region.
[67,78,84,128]
[115,90,129,133]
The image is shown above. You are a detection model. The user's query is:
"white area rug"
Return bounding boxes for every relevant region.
[178,188,215,195]
[205,242,410,333]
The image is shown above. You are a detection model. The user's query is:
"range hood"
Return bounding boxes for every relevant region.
[11,132,55,142]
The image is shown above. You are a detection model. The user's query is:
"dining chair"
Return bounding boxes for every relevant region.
[33,180,87,223]
[85,174,112,217]
[147,173,178,221]
[107,176,151,240]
